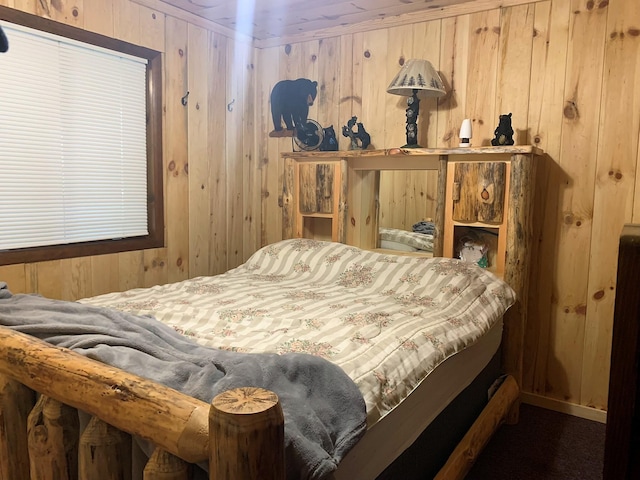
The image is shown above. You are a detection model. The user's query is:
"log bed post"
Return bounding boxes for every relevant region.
[27,395,79,480]
[432,154,448,257]
[502,152,536,423]
[209,387,285,480]
[79,417,132,479]
[0,374,35,480]
[143,449,190,480]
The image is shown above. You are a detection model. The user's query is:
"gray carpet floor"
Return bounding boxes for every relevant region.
[466,403,606,480]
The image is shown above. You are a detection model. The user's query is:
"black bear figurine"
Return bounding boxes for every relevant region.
[491,113,515,146]
[356,123,371,150]
[342,116,371,150]
[269,78,318,137]
[320,125,339,151]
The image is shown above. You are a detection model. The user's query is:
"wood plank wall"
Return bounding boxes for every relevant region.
[256,0,640,415]
[0,0,638,416]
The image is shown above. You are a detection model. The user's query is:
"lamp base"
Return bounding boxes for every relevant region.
[404,90,421,148]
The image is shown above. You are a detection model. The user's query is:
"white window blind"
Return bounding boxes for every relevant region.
[0,21,148,251]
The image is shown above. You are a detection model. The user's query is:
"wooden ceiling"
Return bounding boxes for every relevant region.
[158,0,481,45]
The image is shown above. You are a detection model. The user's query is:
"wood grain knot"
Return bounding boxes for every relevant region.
[563,101,579,120]
[563,213,574,225]
[608,170,623,181]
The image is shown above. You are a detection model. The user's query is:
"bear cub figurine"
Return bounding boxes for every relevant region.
[491,113,515,146]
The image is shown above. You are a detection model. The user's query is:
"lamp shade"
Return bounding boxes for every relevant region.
[387,59,446,98]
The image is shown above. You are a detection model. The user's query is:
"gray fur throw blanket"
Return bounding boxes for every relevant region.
[0,282,366,480]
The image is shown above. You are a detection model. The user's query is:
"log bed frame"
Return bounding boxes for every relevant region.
[0,147,541,480]
[0,327,519,480]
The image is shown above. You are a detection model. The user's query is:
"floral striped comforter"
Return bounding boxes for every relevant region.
[81,239,516,425]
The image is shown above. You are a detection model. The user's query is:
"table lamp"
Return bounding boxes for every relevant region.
[387,59,446,148]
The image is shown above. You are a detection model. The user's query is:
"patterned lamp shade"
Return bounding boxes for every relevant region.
[387,59,446,98]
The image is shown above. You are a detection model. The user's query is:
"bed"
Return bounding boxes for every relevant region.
[0,238,519,480]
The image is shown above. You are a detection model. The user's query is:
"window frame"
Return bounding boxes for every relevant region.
[0,6,164,266]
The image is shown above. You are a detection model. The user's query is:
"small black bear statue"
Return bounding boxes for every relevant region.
[491,113,515,146]
[356,123,371,150]
[320,125,339,151]
[342,116,371,150]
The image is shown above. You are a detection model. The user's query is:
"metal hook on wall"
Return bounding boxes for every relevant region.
[227,99,235,112]
[181,91,190,106]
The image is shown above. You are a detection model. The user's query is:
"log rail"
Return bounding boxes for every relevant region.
[0,327,285,480]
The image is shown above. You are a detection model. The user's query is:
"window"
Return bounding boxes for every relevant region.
[0,8,163,265]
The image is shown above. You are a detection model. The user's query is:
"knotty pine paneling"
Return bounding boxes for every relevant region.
[546,0,607,408]
[165,14,191,283]
[207,31,231,274]
[259,46,283,247]
[187,22,212,278]
[583,0,640,409]
[524,0,571,403]
[256,0,640,414]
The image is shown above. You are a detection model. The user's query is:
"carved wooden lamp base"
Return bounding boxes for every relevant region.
[403,90,421,148]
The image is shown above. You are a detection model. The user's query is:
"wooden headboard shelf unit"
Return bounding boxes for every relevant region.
[282,145,543,395]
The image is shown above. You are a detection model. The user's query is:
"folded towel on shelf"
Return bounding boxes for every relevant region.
[412,220,436,235]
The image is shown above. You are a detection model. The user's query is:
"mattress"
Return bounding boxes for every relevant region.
[81,239,515,429]
[332,318,503,479]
